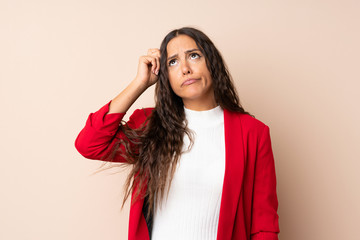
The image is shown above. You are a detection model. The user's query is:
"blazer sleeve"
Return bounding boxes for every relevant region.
[74,101,149,163]
[250,125,280,240]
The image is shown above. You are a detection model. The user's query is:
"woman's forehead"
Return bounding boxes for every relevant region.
[166,35,198,56]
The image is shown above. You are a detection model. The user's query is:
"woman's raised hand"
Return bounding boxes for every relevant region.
[134,48,161,89]
[107,48,161,114]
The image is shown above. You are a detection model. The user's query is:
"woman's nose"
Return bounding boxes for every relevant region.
[181,60,192,75]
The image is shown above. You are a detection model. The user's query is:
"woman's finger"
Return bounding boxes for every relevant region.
[145,56,157,74]
[147,48,160,58]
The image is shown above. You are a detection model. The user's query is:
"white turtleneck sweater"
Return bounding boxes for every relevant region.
[151,105,226,240]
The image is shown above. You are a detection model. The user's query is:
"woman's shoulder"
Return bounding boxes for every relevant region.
[225,110,269,133]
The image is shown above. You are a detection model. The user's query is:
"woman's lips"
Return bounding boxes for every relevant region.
[182,78,199,86]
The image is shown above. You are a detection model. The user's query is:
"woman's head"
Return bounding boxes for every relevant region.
[156,27,244,113]
[164,34,215,110]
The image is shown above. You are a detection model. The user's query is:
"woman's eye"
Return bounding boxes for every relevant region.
[190,53,200,59]
[168,59,177,66]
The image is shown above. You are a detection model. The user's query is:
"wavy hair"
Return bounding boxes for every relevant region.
[106,27,250,220]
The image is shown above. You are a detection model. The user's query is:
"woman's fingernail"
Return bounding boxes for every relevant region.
[156,70,159,75]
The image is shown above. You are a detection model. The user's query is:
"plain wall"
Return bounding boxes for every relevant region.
[1,0,359,239]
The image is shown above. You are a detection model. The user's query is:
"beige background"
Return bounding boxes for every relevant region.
[1,0,359,239]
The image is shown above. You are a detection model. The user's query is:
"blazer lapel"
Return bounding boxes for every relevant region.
[217,109,246,239]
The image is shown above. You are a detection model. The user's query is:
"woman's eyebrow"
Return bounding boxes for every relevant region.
[167,48,200,61]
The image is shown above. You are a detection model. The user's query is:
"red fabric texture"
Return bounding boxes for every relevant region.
[75,101,280,240]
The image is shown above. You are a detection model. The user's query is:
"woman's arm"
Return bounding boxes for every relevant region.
[75,48,161,162]
[74,101,151,162]
[74,101,126,161]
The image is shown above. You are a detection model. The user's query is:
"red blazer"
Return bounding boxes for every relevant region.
[75,101,280,240]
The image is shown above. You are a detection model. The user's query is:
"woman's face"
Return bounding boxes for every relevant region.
[166,34,216,110]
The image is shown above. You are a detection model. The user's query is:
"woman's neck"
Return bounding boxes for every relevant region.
[182,98,217,111]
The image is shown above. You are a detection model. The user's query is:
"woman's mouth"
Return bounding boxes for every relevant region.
[182,78,199,86]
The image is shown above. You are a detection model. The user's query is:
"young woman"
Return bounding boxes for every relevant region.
[75,27,280,240]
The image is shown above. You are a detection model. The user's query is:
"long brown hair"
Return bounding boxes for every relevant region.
[106,27,250,220]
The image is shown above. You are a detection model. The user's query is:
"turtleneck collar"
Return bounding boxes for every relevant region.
[184,105,224,128]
